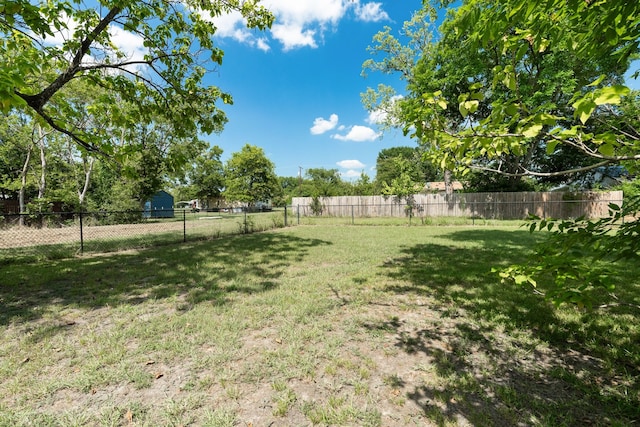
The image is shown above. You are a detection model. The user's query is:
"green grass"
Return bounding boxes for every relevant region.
[0,223,638,425]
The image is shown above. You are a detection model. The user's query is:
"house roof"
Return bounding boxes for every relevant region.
[424,181,464,192]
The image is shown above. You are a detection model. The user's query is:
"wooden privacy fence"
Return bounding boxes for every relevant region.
[291,191,624,220]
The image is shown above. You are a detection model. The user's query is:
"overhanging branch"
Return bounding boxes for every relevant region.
[471,159,613,177]
[15,6,122,110]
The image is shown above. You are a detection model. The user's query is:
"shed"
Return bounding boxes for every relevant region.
[144,190,174,218]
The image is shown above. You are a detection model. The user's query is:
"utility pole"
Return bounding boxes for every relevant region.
[298,166,302,195]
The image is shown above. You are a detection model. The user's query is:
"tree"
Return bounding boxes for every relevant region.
[96,115,208,210]
[362,7,459,196]
[189,145,225,203]
[375,146,440,191]
[380,156,424,223]
[398,1,638,180]
[353,171,376,196]
[224,144,280,206]
[305,168,344,197]
[277,176,303,205]
[369,0,640,307]
[0,0,273,155]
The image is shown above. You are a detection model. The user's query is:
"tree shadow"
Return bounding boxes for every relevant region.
[0,232,332,326]
[379,228,640,425]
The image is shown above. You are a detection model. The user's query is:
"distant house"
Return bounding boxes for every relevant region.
[424,181,464,193]
[144,190,174,218]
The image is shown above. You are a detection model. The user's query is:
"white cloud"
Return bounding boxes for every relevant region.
[265,0,345,27]
[38,13,147,72]
[108,25,147,63]
[206,10,274,50]
[310,113,339,135]
[341,169,363,179]
[256,37,271,52]
[210,10,245,38]
[332,125,381,142]
[271,23,317,50]
[209,0,389,50]
[264,0,345,49]
[355,2,390,22]
[337,159,365,169]
[366,109,387,126]
[366,95,403,125]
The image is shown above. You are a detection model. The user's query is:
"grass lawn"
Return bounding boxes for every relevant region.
[0,223,638,426]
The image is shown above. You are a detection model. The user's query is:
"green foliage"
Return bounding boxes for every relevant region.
[309,196,323,216]
[364,0,640,308]
[224,144,280,205]
[500,196,640,308]
[0,0,274,154]
[398,1,638,177]
[618,177,640,198]
[375,146,440,191]
[379,156,425,224]
[189,145,225,201]
[278,170,375,203]
[305,168,344,197]
[464,169,537,193]
[352,171,376,196]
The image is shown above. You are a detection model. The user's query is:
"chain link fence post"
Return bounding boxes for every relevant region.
[79,211,84,254]
[183,209,187,242]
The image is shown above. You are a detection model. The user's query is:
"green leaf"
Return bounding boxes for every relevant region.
[572,97,597,124]
[459,102,468,117]
[514,274,529,285]
[505,103,519,116]
[587,75,606,87]
[598,143,615,157]
[503,73,517,91]
[522,124,542,138]
[593,85,630,105]
[464,100,479,114]
[546,140,559,154]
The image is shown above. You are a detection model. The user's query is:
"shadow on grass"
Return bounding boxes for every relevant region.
[379,228,640,425]
[0,232,331,326]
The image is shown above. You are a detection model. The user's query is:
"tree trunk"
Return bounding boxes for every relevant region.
[444,169,453,200]
[18,143,33,226]
[37,124,46,199]
[78,157,95,207]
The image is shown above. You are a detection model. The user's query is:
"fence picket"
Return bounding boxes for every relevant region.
[291,191,623,219]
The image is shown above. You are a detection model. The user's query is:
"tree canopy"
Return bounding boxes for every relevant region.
[224,144,280,205]
[0,0,274,155]
[375,146,440,190]
[395,0,639,179]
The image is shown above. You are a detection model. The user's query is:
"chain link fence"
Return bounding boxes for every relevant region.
[1,193,628,263]
[1,208,292,262]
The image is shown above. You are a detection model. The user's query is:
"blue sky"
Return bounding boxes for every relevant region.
[205,1,425,179]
